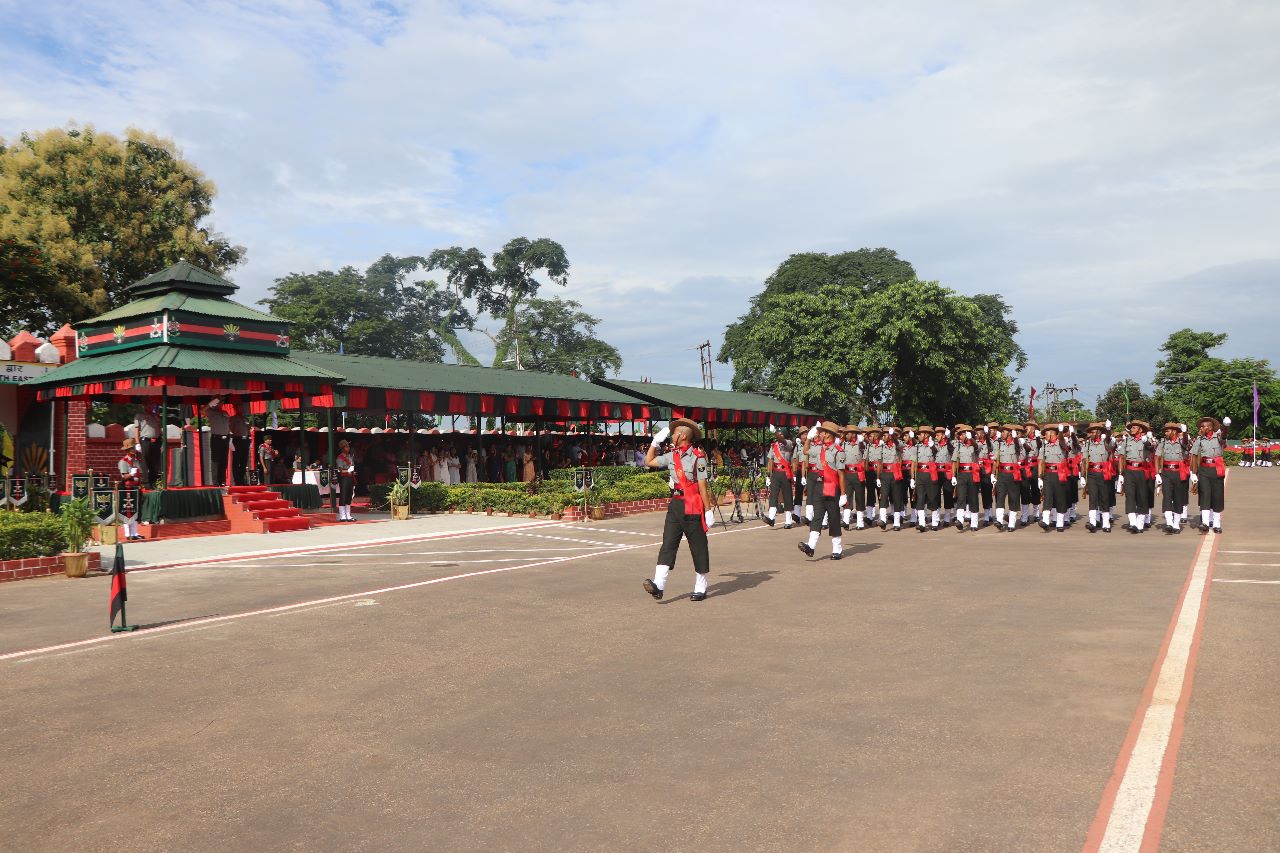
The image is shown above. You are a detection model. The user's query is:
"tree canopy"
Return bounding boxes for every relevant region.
[493,297,622,379]
[0,125,244,335]
[719,249,1026,424]
[261,255,467,362]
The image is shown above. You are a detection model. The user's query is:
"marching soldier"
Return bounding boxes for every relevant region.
[335,439,357,522]
[1118,419,1156,533]
[935,427,956,526]
[840,426,869,531]
[643,419,716,602]
[798,421,847,560]
[876,426,908,530]
[990,423,1024,531]
[117,439,144,541]
[1155,422,1190,534]
[951,424,983,532]
[909,426,943,532]
[860,425,881,525]
[1020,422,1042,527]
[763,426,796,529]
[1037,424,1071,532]
[979,421,1000,525]
[792,432,806,520]
[1083,421,1116,532]
[1189,416,1227,534]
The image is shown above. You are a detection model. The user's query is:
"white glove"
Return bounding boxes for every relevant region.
[1105,419,1112,430]
[347,466,355,473]
[838,494,847,507]
[799,476,806,485]
[857,434,865,444]
[129,467,139,476]
[767,423,776,434]
[1190,472,1198,484]
[1180,423,1187,433]
[1155,474,1163,487]
[1223,417,1232,427]
[805,505,814,520]
[877,477,884,487]
[1116,476,1124,493]
[950,477,958,487]
[944,428,951,438]
[650,426,669,447]
[990,474,997,485]
[807,425,819,440]
[1037,478,1044,490]
[704,509,715,528]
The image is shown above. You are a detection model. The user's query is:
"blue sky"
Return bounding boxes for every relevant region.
[3,0,1278,409]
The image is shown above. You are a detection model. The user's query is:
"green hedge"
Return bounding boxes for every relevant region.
[0,513,68,560]
[367,471,672,515]
[545,465,648,486]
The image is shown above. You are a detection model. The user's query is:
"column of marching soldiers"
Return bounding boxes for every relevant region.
[761,416,1230,561]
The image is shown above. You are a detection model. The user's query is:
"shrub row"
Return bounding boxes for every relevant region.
[368,470,676,515]
[0,513,67,561]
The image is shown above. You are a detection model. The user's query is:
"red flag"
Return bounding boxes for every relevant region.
[109,543,127,629]
[1029,386,1037,420]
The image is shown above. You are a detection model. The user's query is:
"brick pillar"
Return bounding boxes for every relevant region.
[50,324,78,364]
[54,400,89,491]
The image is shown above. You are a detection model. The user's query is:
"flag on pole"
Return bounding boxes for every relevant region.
[1029,386,1037,420]
[1254,382,1260,428]
[109,543,128,631]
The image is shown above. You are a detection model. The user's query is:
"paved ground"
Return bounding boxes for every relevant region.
[1,471,1276,851]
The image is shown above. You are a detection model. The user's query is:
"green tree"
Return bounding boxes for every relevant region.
[426,237,570,366]
[490,297,622,379]
[1095,380,1174,428]
[261,255,467,362]
[720,250,1025,424]
[1153,328,1228,393]
[0,125,244,334]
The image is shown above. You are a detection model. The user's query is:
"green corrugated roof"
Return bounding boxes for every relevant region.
[292,350,650,404]
[81,291,282,325]
[593,378,817,417]
[22,346,343,388]
[128,260,238,297]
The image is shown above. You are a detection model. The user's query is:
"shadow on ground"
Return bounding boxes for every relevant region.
[660,570,778,603]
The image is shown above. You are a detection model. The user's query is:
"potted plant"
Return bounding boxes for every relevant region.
[60,497,95,578]
[389,480,411,520]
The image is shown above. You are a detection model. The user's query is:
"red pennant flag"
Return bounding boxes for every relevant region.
[109,544,127,629]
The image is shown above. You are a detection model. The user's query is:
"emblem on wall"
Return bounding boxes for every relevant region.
[150,316,163,339]
[112,325,127,344]
[223,323,241,340]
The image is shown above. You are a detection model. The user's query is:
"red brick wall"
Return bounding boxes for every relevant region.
[57,400,88,491]
[0,552,101,583]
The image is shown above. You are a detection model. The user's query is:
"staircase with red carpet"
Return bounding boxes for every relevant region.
[223,486,313,533]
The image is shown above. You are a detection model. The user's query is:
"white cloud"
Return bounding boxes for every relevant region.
[2,0,1278,396]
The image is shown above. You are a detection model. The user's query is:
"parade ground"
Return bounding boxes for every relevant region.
[1,471,1276,852]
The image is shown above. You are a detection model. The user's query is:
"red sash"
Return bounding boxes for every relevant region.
[770,442,793,480]
[673,447,707,529]
[919,461,940,481]
[1126,458,1154,479]
[1162,459,1190,480]
[813,443,840,497]
[119,455,140,489]
[996,442,1022,481]
[1199,456,1226,477]
[958,461,981,483]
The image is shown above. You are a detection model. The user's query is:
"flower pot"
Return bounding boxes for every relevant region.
[550,512,563,520]
[589,506,606,521]
[63,553,91,578]
[391,504,410,520]
[507,511,517,517]
[486,508,494,516]
[95,524,118,546]
[528,512,539,518]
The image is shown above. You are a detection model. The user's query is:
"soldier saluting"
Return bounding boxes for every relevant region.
[642,419,716,602]
[798,421,847,560]
[1118,419,1156,533]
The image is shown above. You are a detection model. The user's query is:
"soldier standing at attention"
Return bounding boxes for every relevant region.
[335,439,357,522]
[1189,416,1227,534]
[991,423,1025,532]
[1037,424,1070,532]
[1119,419,1156,533]
[1156,422,1190,534]
[642,419,715,602]
[935,427,956,527]
[798,421,847,560]
[763,426,795,529]
[117,439,144,541]
[1020,422,1042,528]
[1083,422,1116,533]
[791,431,807,521]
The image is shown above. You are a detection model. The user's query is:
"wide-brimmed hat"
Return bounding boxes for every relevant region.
[1001,423,1024,433]
[953,423,973,433]
[863,424,882,435]
[671,418,703,442]
[1196,416,1222,432]
[1127,419,1150,431]
[1162,421,1181,432]
[843,425,861,434]
[121,439,135,450]
[1042,423,1060,435]
[1088,421,1105,431]
[817,420,842,436]
[986,420,1001,428]
[1023,421,1039,430]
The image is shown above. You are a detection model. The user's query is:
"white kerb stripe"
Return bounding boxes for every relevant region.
[1098,532,1214,852]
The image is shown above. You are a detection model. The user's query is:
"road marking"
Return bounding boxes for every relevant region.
[558,525,661,537]
[1,525,765,663]
[1084,531,1219,852]
[502,531,622,546]
[1215,562,1280,567]
[1213,578,1280,585]
[326,547,599,557]
[1219,550,1280,554]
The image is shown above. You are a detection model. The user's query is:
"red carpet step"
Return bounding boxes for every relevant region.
[223,486,314,534]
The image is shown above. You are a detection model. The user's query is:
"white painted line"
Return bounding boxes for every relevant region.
[502,531,622,547]
[331,547,600,557]
[1096,532,1215,852]
[1219,550,1280,554]
[1,525,766,663]
[558,525,661,537]
[1213,578,1280,585]
[1216,562,1280,567]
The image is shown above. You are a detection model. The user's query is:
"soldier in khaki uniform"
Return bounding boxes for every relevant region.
[1189,416,1227,533]
[642,419,716,602]
[1118,419,1157,533]
[1037,424,1071,532]
[950,424,983,532]
[798,421,847,560]
[1155,421,1190,534]
[990,423,1025,531]
[1083,422,1116,532]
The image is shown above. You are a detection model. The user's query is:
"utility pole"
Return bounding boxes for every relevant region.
[698,341,714,390]
[1042,383,1079,422]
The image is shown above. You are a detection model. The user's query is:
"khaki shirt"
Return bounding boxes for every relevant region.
[1156,438,1186,461]
[1084,438,1114,463]
[205,403,230,435]
[953,442,982,464]
[656,448,708,484]
[1120,434,1153,464]
[1041,440,1068,465]
[1189,435,1224,458]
